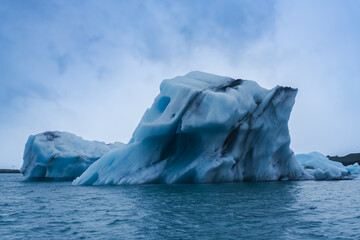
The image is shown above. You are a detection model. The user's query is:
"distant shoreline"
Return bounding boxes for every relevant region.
[328,153,360,166]
[0,169,20,174]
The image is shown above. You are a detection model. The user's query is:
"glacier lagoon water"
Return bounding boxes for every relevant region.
[1,174,359,239]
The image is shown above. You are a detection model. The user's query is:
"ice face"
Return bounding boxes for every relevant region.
[73,72,307,185]
[21,131,124,180]
[295,152,352,180]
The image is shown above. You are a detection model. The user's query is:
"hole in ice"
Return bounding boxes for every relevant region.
[157,96,171,113]
[253,95,262,105]
[170,113,176,118]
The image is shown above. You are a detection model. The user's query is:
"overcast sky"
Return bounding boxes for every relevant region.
[0,0,359,168]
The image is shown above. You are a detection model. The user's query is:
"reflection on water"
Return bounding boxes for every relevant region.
[0,174,359,239]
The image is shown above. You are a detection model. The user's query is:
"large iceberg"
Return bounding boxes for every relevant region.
[21,131,124,180]
[74,72,308,185]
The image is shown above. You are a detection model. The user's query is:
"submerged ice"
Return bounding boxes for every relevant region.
[74,72,308,185]
[21,131,123,180]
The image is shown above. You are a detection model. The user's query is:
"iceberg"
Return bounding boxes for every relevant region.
[74,71,308,185]
[21,131,124,180]
[345,162,360,176]
[295,152,352,180]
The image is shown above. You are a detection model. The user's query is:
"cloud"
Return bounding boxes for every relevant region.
[239,0,360,155]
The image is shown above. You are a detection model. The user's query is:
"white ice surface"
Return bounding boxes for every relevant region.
[21,131,124,180]
[74,71,308,185]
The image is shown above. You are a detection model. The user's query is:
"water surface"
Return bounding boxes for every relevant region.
[1,174,359,239]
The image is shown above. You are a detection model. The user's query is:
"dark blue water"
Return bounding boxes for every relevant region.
[1,174,359,239]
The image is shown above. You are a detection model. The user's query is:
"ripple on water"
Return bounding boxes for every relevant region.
[0,175,360,239]
[107,219,123,226]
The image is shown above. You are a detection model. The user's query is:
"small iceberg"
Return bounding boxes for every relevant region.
[295,152,359,180]
[21,131,124,180]
[345,162,360,176]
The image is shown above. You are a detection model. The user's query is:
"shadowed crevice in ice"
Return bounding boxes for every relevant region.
[74,71,309,185]
[215,79,243,92]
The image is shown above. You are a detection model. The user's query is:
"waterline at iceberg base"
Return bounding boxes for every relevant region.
[73,71,308,185]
